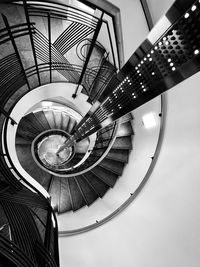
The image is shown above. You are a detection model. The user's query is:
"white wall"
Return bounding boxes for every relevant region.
[59,57,200,267]
[59,1,200,266]
[57,0,159,231]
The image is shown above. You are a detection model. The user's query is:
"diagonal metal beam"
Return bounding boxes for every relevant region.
[48,13,52,83]
[140,0,154,30]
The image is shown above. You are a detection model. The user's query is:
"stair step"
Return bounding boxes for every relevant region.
[16,144,52,188]
[43,110,56,129]
[112,136,132,150]
[68,177,86,211]
[117,121,134,137]
[61,113,70,131]
[49,176,60,212]
[15,136,32,145]
[97,124,115,140]
[83,172,109,198]
[120,112,133,123]
[18,117,41,135]
[34,111,51,130]
[16,123,39,141]
[76,138,89,154]
[58,178,73,213]
[53,111,62,129]
[75,175,98,206]
[99,158,124,176]
[94,149,129,163]
[25,113,46,133]
[91,165,118,187]
[67,117,77,134]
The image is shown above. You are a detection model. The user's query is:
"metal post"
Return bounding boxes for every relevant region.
[48,13,52,83]
[0,106,17,125]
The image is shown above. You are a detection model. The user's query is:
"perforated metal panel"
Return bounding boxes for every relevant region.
[73,0,200,141]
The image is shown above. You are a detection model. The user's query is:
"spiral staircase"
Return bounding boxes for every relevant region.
[0,0,133,265]
[15,103,133,213]
[0,0,135,218]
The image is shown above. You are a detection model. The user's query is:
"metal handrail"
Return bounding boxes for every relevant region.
[0,0,122,245]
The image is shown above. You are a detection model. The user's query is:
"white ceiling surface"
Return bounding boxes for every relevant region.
[59,1,200,267]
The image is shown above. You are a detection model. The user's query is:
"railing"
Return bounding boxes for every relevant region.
[0,188,59,266]
[0,1,122,259]
[54,121,119,176]
[0,0,120,179]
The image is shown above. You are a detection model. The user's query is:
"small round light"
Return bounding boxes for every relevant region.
[165,41,169,45]
[149,58,152,61]
[151,50,154,54]
[152,72,155,76]
[138,64,141,67]
[143,88,146,92]
[141,60,144,64]
[147,54,150,57]
[163,37,167,41]
[155,46,158,50]
[168,58,172,62]
[159,42,162,46]
[172,67,176,71]
[184,13,189,19]
[144,57,147,61]
[191,5,196,11]
[194,49,199,55]
[135,67,138,70]
[170,62,174,66]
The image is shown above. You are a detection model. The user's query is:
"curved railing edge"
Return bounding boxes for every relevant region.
[59,93,167,236]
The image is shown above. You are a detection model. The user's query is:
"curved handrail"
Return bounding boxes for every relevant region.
[0,0,123,237]
[59,93,167,236]
[54,120,120,177]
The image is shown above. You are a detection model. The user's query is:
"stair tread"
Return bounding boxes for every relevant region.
[18,117,41,135]
[93,148,129,163]
[67,117,77,134]
[75,175,98,206]
[16,144,51,188]
[76,138,89,154]
[91,165,118,187]
[83,172,109,198]
[43,110,56,129]
[15,136,32,145]
[120,112,133,123]
[48,176,60,212]
[99,158,124,176]
[53,110,62,129]
[61,113,70,131]
[68,177,86,211]
[112,136,132,150]
[117,121,134,137]
[24,113,46,133]
[58,178,72,213]
[34,111,51,130]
